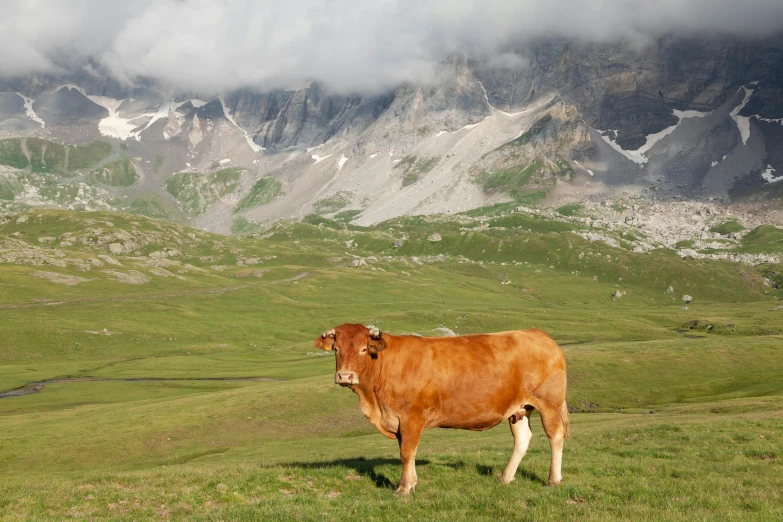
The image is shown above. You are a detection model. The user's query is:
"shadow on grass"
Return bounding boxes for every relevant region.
[282,457,546,488]
[476,464,545,484]
[282,457,431,489]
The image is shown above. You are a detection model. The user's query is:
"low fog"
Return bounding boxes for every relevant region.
[2,0,783,94]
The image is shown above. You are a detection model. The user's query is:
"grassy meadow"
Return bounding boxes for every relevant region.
[0,209,782,520]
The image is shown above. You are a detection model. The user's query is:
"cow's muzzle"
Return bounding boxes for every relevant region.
[335,371,359,386]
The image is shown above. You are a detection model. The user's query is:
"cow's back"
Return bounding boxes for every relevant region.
[377,329,565,430]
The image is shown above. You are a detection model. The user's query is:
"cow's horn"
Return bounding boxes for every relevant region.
[322,328,335,338]
[368,326,381,338]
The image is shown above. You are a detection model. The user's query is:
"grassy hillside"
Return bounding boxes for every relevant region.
[166,168,244,215]
[0,209,781,520]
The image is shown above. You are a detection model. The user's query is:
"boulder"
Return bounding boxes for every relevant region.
[682,295,693,304]
[427,233,442,242]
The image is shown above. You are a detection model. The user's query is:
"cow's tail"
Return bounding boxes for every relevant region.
[560,401,570,438]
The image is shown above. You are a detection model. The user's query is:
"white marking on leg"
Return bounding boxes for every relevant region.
[500,413,533,484]
[548,433,564,485]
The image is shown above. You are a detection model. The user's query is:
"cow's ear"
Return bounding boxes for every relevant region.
[315,329,336,350]
[367,326,387,355]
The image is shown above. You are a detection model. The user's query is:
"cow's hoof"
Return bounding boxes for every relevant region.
[395,483,416,495]
[499,476,515,485]
[547,479,562,487]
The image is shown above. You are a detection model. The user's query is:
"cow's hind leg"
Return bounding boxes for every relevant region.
[539,401,568,485]
[500,408,533,484]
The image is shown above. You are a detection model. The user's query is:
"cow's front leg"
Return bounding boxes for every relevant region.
[396,419,423,494]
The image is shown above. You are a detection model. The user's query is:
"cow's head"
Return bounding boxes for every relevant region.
[314,323,387,387]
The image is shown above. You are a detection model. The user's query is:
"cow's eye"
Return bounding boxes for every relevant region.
[333,346,339,354]
[359,346,368,354]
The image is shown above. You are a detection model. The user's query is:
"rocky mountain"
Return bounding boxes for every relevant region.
[1,35,782,233]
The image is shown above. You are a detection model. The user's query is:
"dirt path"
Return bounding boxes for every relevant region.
[0,271,310,309]
[0,376,285,399]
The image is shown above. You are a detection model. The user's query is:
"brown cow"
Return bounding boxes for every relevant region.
[313,323,569,494]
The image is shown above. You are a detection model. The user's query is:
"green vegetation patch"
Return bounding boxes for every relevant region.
[89,156,138,187]
[556,203,584,216]
[231,216,266,237]
[739,225,783,254]
[235,176,281,213]
[67,141,112,171]
[333,209,362,223]
[396,156,439,187]
[0,138,29,169]
[166,168,244,215]
[710,220,746,235]
[0,175,23,201]
[154,155,165,174]
[123,193,169,219]
[26,138,67,174]
[313,191,352,214]
[473,162,550,203]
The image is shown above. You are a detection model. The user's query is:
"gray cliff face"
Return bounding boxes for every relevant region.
[472,36,783,149]
[224,85,394,152]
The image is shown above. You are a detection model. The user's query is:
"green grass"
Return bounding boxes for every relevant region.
[313,191,352,214]
[122,193,170,219]
[0,208,782,520]
[0,138,29,169]
[166,168,244,215]
[557,203,584,216]
[154,154,165,174]
[739,225,783,254]
[231,216,266,236]
[710,220,746,235]
[67,141,112,171]
[26,137,67,174]
[334,209,362,223]
[0,175,24,201]
[235,176,282,212]
[89,156,138,187]
[0,138,111,174]
[475,163,536,193]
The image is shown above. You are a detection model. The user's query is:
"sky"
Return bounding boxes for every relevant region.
[2,0,783,94]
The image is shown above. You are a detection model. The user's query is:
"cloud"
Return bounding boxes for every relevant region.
[2,0,783,94]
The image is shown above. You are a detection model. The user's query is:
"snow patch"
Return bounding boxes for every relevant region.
[219,158,232,165]
[730,87,754,145]
[587,169,594,176]
[711,161,719,167]
[312,154,332,164]
[369,153,378,159]
[17,94,45,128]
[762,165,783,183]
[338,155,348,170]
[94,98,148,141]
[306,144,323,153]
[458,121,482,132]
[218,96,263,152]
[597,109,709,165]
[189,99,208,108]
[435,130,447,137]
[755,115,783,126]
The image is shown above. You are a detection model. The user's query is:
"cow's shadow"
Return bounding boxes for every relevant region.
[282,457,425,489]
[281,457,544,488]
